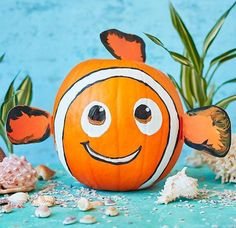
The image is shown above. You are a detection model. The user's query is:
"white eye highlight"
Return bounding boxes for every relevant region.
[81,101,111,137]
[134,98,163,136]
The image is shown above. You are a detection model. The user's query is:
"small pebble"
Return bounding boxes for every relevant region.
[105,206,119,217]
[63,216,77,225]
[77,197,92,211]
[35,205,51,218]
[79,215,97,224]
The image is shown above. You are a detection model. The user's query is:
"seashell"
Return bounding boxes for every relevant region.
[105,206,119,216]
[32,195,56,207]
[91,201,104,207]
[35,205,51,218]
[36,165,56,181]
[0,155,37,194]
[79,215,96,224]
[157,167,198,204]
[0,147,6,162]
[104,198,116,206]
[63,216,77,225]
[77,197,92,211]
[1,204,12,213]
[8,192,29,205]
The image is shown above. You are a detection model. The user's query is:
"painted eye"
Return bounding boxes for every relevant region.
[88,105,106,125]
[134,98,162,136]
[81,101,111,137]
[134,104,152,124]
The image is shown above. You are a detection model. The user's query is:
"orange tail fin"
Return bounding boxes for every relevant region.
[6,106,52,144]
[183,106,231,157]
[100,29,146,62]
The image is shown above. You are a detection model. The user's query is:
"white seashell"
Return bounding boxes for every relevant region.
[105,206,119,216]
[1,204,12,213]
[77,197,92,211]
[63,216,77,225]
[157,167,198,204]
[35,205,51,218]
[32,195,55,207]
[8,192,29,205]
[79,215,96,224]
[91,201,104,207]
[104,198,116,206]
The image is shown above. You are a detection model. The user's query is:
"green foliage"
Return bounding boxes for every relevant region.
[0,55,33,154]
[145,2,236,110]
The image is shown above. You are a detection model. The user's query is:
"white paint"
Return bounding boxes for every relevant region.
[83,142,141,164]
[54,68,179,188]
[81,101,111,137]
[133,98,163,136]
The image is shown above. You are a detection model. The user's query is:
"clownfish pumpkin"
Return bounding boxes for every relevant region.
[6,29,231,191]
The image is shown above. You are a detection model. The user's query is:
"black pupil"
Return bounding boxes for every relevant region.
[135,104,151,120]
[88,105,106,122]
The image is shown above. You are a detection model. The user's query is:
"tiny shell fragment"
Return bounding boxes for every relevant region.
[36,165,56,181]
[63,216,77,225]
[105,206,119,216]
[32,195,55,207]
[79,215,96,224]
[35,205,51,218]
[104,198,116,206]
[1,204,12,213]
[8,192,29,205]
[77,197,92,211]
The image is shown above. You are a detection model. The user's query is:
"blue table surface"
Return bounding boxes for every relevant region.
[1,162,236,228]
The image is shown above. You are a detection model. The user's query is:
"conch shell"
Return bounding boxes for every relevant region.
[0,155,37,194]
[157,167,198,204]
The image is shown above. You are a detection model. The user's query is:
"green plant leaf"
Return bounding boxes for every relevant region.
[4,78,15,102]
[214,77,236,95]
[180,62,195,109]
[144,33,164,47]
[168,74,192,110]
[202,2,236,58]
[169,3,201,74]
[169,51,192,66]
[0,120,12,153]
[215,95,236,109]
[0,95,16,123]
[16,75,33,105]
[0,53,5,63]
[210,48,236,66]
[204,84,215,106]
[190,69,207,106]
[145,33,192,66]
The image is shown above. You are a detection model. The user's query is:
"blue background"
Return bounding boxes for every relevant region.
[0,0,235,164]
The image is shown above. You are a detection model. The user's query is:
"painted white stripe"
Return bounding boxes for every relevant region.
[54,68,179,188]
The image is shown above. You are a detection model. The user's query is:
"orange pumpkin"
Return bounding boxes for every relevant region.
[6,29,231,191]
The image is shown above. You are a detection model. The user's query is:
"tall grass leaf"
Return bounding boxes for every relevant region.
[203,2,236,58]
[16,76,32,105]
[214,78,236,95]
[0,95,16,123]
[215,95,236,109]
[169,3,201,74]
[210,48,236,66]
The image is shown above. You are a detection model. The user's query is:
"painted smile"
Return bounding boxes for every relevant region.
[81,141,141,165]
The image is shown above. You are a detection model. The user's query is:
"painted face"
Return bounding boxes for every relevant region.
[54,65,183,191]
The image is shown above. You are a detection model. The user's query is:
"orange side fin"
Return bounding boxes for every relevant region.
[100,29,146,62]
[6,106,52,144]
[183,106,231,157]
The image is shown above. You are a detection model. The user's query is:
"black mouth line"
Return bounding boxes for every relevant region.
[80,141,142,165]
